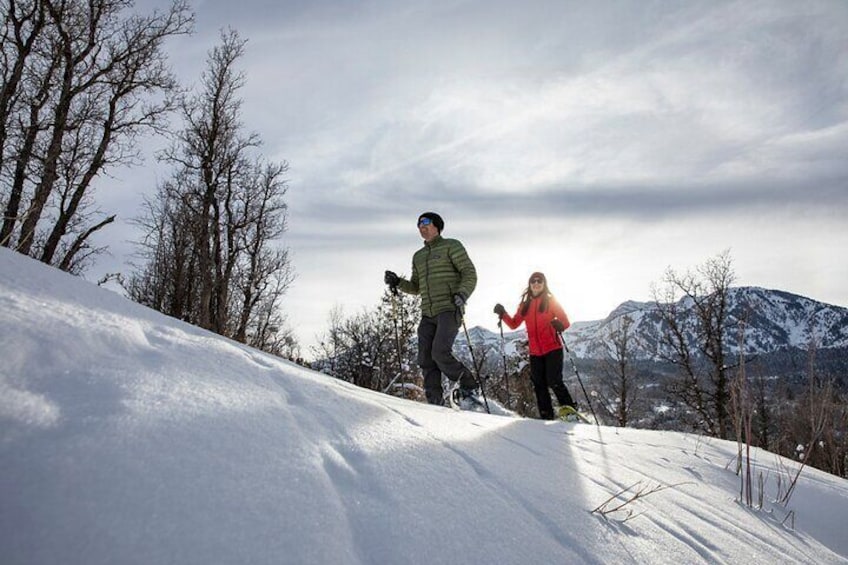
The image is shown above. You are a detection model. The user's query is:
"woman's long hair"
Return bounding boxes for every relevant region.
[519,272,554,316]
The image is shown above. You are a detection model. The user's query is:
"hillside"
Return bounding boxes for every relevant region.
[2,247,847,564]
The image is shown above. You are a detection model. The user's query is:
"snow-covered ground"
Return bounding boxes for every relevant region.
[2,247,847,564]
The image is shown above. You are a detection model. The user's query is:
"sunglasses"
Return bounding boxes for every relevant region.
[530,278,544,284]
[418,217,432,226]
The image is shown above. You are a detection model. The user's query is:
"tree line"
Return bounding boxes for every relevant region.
[2,1,296,356]
[1,0,192,268]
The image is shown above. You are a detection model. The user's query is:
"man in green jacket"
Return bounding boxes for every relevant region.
[385,212,479,405]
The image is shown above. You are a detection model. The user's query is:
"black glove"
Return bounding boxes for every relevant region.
[453,293,466,309]
[493,303,506,317]
[384,270,400,287]
[551,319,566,332]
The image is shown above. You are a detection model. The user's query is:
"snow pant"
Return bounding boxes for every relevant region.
[417,311,477,405]
[529,348,576,419]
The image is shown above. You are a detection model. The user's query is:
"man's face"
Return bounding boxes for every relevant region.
[418,218,439,242]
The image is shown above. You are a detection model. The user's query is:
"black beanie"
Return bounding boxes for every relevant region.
[418,212,444,233]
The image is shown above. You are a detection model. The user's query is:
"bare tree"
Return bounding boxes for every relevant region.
[652,250,737,438]
[378,288,422,399]
[751,370,773,450]
[314,289,423,401]
[595,314,642,427]
[230,160,293,343]
[510,346,539,418]
[1,0,193,270]
[776,342,848,479]
[128,29,295,354]
[1,0,48,247]
[128,175,200,320]
[314,306,387,390]
[730,319,757,506]
[482,324,527,412]
[152,29,260,332]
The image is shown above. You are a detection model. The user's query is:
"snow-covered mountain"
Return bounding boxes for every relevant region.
[470,287,848,363]
[3,248,848,564]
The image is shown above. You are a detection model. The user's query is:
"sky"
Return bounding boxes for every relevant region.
[3,246,848,564]
[90,0,848,358]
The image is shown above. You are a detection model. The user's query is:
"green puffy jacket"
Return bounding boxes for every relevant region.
[398,235,477,318]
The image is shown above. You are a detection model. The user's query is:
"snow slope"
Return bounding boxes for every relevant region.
[2,247,847,564]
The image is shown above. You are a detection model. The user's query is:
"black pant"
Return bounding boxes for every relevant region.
[417,311,476,405]
[529,348,576,419]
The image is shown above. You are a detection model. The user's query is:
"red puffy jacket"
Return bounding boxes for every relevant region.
[501,294,571,356]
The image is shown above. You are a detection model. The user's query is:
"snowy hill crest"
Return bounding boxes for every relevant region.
[2,248,848,564]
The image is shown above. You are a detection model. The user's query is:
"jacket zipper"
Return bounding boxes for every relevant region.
[424,243,433,316]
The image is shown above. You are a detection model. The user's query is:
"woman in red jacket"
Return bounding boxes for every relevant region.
[494,272,577,420]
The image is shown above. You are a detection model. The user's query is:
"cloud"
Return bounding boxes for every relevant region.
[116,0,848,354]
[251,2,848,216]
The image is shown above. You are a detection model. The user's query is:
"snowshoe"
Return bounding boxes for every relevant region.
[447,383,486,411]
[557,405,591,424]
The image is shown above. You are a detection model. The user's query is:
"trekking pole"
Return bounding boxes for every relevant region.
[382,286,406,397]
[498,319,510,409]
[557,331,599,426]
[459,310,491,414]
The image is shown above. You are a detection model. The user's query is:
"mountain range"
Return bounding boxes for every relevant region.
[465,287,848,374]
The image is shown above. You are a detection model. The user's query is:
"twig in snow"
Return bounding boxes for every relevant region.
[591,480,693,523]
